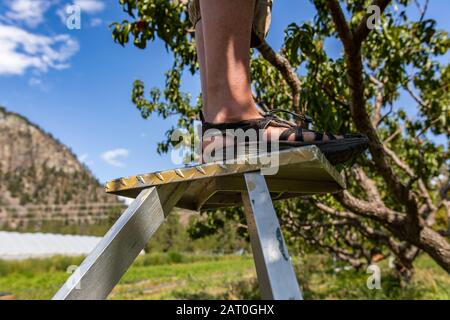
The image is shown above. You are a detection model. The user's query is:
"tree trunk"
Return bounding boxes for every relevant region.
[414,226,450,273]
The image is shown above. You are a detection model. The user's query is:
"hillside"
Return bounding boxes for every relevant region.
[0,106,124,231]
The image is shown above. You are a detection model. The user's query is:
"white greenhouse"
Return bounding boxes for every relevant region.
[0,231,101,260]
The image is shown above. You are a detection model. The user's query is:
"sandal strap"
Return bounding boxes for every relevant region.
[202,114,293,135]
[202,109,321,144]
[295,127,304,142]
[264,115,294,129]
[314,132,324,142]
[202,117,269,134]
[326,132,337,140]
[266,109,313,125]
[279,128,296,141]
[199,110,206,123]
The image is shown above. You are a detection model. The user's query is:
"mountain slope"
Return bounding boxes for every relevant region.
[0,106,123,230]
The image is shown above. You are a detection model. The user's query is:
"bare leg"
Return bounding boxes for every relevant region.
[195,22,208,117]
[197,0,340,142]
[199,0,260,124]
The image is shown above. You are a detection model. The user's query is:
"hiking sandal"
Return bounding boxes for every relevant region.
[201,109,369,165]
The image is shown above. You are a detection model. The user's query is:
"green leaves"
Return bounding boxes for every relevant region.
[113,0,199,155]
[111,21,130,46]
[119,0,137,18]
[285,23,317,67]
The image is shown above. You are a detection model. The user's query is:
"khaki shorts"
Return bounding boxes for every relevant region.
[188,0,273,48]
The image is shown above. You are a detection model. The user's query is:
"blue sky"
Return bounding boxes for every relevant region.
[0,0,448,183]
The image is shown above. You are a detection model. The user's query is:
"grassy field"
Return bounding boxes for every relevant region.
[0,252,449,300]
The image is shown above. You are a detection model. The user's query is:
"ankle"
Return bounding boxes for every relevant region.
[205,110,262,124]
[203,99,261,123]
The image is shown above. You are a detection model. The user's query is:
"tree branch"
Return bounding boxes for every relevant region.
[352,166,384,205]
[414,0,430,22]
[298,229,365,268]
[326,0,354,51]
[314,75,349,109]
[369,75,384,127]
[315,201,391,241]
[383,145,415,177]
[383,145,436,219]
[313,200,422,273]
[406,82,428,108]
[257,40,302,114]
[314,201,359,220]
[327,0,421,229]
[384,126,403,144]
[334,190,405,226]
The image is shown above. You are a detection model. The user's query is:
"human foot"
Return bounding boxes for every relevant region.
[201,109,368,165]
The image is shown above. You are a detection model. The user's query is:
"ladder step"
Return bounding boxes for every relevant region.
[106,146,345,211]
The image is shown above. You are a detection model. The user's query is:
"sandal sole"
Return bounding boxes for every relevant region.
[278,136,369,165]
[205,136,369,165]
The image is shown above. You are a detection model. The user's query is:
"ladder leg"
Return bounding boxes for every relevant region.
[53,183,186,300]
[242,172,303,300]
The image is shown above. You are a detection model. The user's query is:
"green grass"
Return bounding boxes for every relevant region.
[0,253,254,300]
[112,255,255,300]
[0,253,448,300]
[296,254,450,300]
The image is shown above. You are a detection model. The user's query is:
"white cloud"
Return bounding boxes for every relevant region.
[79,153,94,166]
[101,149,129,167]
[28,77,49,91]
[0,24,79,76]
[90,18,103,27]
[28,77,42,86]
[0,0,105,77]
[79,153,89,162]
[3,0,54,28]
[2,0,105,28]
[74,0,105,13]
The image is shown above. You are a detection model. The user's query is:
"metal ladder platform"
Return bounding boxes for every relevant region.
[53,146,345,300]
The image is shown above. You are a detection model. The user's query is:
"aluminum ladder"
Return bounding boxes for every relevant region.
[53,146,345,300]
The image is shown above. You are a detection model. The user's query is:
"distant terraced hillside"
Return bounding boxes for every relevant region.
[0,106,124,231]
